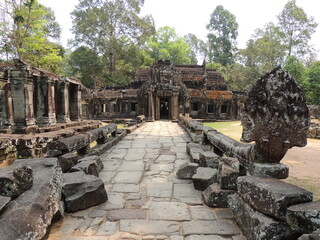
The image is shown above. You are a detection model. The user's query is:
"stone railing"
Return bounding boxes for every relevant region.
[47,123,124,157]
[178,67,319,240]
[179,114,204,143]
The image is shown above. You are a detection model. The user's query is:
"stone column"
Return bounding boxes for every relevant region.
[172,93,179,120]
[148,91,154,121]
[10,69,36,133]
[69,83,82,121]
[56,81,70,123]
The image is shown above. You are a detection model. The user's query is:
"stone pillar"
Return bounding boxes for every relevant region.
[10,69,36,133]
[172,93,179,120]
[148,91,155,121]
[0,79,13,131]
[56,81,70,123]
[69,83,82,121]
[35,77,56,126]
[155,96,160,120]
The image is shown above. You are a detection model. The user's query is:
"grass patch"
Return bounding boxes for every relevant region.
[203,121,242,141]
[117,124,125,129]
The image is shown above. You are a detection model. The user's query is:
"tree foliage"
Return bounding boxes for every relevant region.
[206,5,238,66]
[71,0,155,85]
[145,26,192,65]
[0,0,62,72]
[184,33,207,64]
[306,61,320,105]
[277,0,318,58]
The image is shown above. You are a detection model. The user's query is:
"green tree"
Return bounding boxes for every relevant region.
[277,0,318,57]
[0,0,62,72]
[146,26,191,64]
[283,56,306,85]
[306,61,320,104]
[206,5,238,66]
[184,33,207,64]
[67,46,103,88]
[71,0,155,84]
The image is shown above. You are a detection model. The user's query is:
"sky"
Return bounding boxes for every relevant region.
[39,0,320,55]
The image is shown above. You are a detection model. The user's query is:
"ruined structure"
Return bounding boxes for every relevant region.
[93,60,245,120]
[0,60,86,134]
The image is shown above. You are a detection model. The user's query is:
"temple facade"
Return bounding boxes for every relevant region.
[93,60,245,121]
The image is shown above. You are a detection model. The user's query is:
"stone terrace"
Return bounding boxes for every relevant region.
[47,121,245,240]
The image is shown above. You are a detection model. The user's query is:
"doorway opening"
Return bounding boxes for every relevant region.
[160,97,170,119]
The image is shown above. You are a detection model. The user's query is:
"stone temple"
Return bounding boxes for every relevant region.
[93,60,245,121]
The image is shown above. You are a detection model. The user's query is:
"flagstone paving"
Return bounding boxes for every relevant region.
[47,121,246,240]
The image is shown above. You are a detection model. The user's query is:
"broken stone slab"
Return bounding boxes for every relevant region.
[190,150,201,163]
[87,123,117,143]
[0,164,33,198]
[186,143,202,155]
[58,152,79,173]
[218,157,239,190]
[0,158,62,240]
[176,163,199,179]
[199,151,220,168]
[228,194,299,240]
[286,200,320,233]
[49,133,91,155]
[202,183,235,208]
[192,167,217,191]
[298,229,320,240]
[237,176,313,220]
[0,196,10,214]
[248,162,289,179]
[70,155,103,177]
[62,171,108,212]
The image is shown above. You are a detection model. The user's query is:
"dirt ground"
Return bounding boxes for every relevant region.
[205,121,320,200]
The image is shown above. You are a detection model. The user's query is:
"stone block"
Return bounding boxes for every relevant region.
[0,196,10,214]
[186,143,202,155]
[0,158,62,240]
[228,194,299,240]
[248,162,289,179]
[176,163,198,179]
[298,229,320,240]
[0,165,33,198]
[70,155,103,177]
[286,200,320,233]
[62,171,108,212]
[218,157,239,190]
[199,151,220,168]
[202,183,235,208]
[237,176,313,220]
[58,153,79,173]
[192,167,217,191]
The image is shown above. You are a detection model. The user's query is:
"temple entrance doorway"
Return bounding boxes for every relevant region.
[160,97,170,119]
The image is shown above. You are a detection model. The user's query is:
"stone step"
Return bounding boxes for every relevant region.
[248,162,289,179]
[202,183,235,208]
[228,194,299,240]
[218,157,239,190]
[237,176,313,220]
[199,151,220,168]
[192,167,217,191]
[286,200,320,234]
[176,163,199,179]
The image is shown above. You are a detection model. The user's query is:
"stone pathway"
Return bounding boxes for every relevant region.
[47,121,245,240]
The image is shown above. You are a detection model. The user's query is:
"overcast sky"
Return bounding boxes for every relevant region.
[39,0,320,56]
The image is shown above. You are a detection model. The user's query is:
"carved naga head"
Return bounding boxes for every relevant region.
[241,66,310,163]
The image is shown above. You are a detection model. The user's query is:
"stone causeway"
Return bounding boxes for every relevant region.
[47,121,245,240]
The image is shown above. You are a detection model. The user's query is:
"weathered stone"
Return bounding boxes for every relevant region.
[199,151,220,168]
[62,171,108,212]
[119,220,180,235]
[202,183,235,208]
[192,167,217,191]
[0,165,33,198]
[298,229,320,240]
[286,200,320,233]
[186,143,202,155]
[147,182,173,198]
[237,176,313,220]
[0,158,62,240]
[248,162,289,179]
[149,202,190,221]
[186,236,231,240]
[58,153,79,173]
[70,155,103,177]
[228,194,299,240]
[218,157,239,190]
[173,183,202,204]
[0,195,10,214]
[189,206,216,220]
[176,162,199,179]
[52,201,65,222]
[182,220,239,236]
[107,209,146,221]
